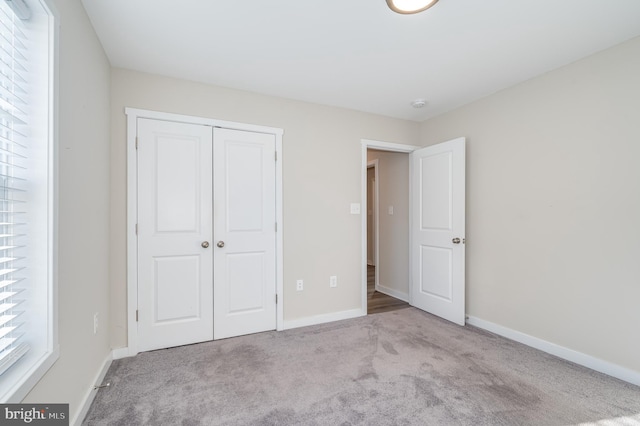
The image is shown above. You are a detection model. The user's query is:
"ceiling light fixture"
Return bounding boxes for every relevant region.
[386,0,439,14]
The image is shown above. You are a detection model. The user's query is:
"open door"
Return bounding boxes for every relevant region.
[410,138,466,325]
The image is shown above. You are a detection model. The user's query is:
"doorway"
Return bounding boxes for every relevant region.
[362,140,419,315]
[366,149,411,314]
[360,138,466,324]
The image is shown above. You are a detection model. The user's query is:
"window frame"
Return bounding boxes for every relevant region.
[0,0,58,403]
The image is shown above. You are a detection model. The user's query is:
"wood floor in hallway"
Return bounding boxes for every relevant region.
[367,265,410,315]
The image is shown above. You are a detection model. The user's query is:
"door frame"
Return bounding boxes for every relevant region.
[366,159,379,293]
[360,139,421,314]
[366,158,380,270]
[125,108,284,357]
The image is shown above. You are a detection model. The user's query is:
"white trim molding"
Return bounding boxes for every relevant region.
[125,108,284,137]
[72,352,112,426]
[466,316,640,387]
[366,159,379,280]
[111,347,131,360]
[375,284,409,303]
[362,139,421,153]
[125,108,284,356]
[283,309,365,330]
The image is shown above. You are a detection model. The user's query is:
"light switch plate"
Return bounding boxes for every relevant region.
[330,276,337,288]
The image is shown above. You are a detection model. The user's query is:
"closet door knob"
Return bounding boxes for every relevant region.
[201,241,210,248]
[452,238,461,244]
[217,241,225,248]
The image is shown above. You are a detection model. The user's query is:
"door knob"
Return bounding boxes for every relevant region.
[217,241,225,248]
[452,238,461,244]
[201,241,210,248]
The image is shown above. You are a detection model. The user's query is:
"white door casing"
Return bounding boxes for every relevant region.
[410,138,466,325]
[213,128,277,339]
[137,118,214,352]
[366,161,378,267]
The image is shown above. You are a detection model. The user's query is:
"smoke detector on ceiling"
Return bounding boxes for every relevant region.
[411,99,427,108]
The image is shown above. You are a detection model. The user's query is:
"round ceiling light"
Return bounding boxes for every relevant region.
[386,0,439,14]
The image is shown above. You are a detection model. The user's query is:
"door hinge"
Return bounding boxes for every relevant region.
[275,151,277,161]
[275,294,278,304]
[135,223,138,235]
[136,310,139,322]
[275,222,277,232]
[135,136,139,149]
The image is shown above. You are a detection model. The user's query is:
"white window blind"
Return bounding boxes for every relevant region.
[0,0,30,377]
[0,0,55,402]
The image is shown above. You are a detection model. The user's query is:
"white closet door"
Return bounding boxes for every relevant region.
[137,118,214,351]
[213,128,277,339]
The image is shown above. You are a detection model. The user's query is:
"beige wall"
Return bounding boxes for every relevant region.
[367,150,410,298]
[24,0,112,421]
[420,36,640,373]
[109,69,420,347]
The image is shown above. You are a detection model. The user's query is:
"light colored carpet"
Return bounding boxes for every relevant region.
[84,308,640,425]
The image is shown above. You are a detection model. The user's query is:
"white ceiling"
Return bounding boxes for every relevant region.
[81,0,640,122]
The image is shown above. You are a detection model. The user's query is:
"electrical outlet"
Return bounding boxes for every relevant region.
[296,279,304,291]
[93,312,99,334]
[330,276,338,288]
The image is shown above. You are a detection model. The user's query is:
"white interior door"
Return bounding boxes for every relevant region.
[137,118,214,351]
[213,128,277,339]
[410,138,466,325]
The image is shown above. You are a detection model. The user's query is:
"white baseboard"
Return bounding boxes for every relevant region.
[375,284,409,302]
[466,316,640,387]
[71,352,113,426]
[283,308,365,330]
[112,347,133,360]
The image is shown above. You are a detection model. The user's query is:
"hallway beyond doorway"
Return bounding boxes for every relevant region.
[367,265,410,315]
